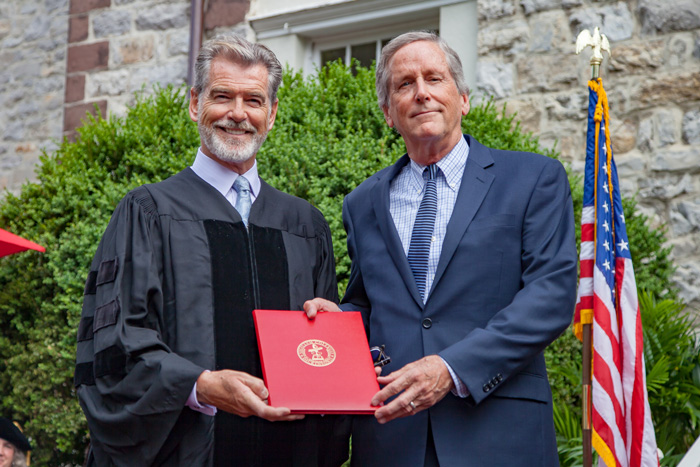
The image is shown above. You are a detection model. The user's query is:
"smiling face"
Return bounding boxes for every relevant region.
[382,40,469,164]
[189,57,278,174]
[0,439,14,467]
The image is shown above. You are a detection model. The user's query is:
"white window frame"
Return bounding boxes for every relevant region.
[249,0,475,86]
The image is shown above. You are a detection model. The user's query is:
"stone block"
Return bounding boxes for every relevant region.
[544,91,588,121]
[47,0,69,12]
[682,110,700,145]
[668,236,698,260]
[503,98,542,134]
[650,147,700,172]
[516,54,578,93]
[608,40,664,74]
[674,264,700,307]
[112,36,154,65]
[694,35,700,60]
[654,109,676,147]
[615,152,646,178]
[69,14,89,43]
[167,31,189,56]
[67,41,109,72]
[3,35,25,48]
[0,19,10,40]
[70,0,110,15]
[93,10,131,37]
[204,0,249,29]
[520,0,561,16]
[612,119,636,154]
[638,71,700,106]
[65,74,85,102]
[475,61,514,99]
[569,2,634,42]
[637,116,654,152]
[478,0,516,20]
[478,19,529,56]
[24,16,51,42]
[0,154,22,170]
[639,173,693,200]
[3,119,25,141]
[528,11,569,53]
[129,61,187,92]
[677,198,700,230]
[87,69,129,97]
[562,0,582,7]
[135,4,189,31]
[63,100,107,133]
[638,0,700,35]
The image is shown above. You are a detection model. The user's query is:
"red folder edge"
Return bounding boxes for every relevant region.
[253,310,379,414]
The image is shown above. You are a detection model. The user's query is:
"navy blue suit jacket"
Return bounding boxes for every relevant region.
[342,135,578,466]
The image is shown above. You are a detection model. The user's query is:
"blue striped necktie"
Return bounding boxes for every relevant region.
[407,164,438,301]
[233,176,252,227]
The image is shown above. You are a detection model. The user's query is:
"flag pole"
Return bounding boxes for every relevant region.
[575,26,611,467]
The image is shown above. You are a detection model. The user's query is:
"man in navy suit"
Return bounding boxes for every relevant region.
[305,31,577,466]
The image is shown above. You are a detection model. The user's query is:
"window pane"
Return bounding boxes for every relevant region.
[350,42,376,69]
[321,47,345,66]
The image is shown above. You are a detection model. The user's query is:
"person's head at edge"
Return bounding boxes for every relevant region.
[375,31,471,166]
[0,418,31,467]
[188,34,283,175]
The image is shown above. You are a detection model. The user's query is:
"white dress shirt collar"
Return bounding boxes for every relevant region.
[190,148,261,202]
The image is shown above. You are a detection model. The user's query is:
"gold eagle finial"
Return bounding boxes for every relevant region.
[576,27,611,64]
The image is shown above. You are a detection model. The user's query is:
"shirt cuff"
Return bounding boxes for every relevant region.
[439,357,469,398]
[186,371,217,416]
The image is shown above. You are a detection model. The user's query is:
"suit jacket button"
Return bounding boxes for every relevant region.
[497,374,503,382]
[488,382,495,389]
[483,384,490,393]
[422,318,432,329]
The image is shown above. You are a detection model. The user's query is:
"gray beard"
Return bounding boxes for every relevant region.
[198,120,268,164]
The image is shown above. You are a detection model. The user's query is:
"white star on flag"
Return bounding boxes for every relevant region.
[603,220,609,232]
[618,239,628,251]
[603,259,611,271]
[603,240,610,251]
[603,182,609,194]
[603,201,609,213]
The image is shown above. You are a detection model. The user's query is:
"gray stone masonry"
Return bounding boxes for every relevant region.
[0,0,69,193]
[476,0,700,315]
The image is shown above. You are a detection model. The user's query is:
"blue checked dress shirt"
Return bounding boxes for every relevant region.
[389,136,470,397]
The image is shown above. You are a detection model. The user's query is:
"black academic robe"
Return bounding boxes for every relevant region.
[75,168,349,466]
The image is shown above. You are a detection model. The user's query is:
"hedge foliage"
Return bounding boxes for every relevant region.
[0,62,683,464]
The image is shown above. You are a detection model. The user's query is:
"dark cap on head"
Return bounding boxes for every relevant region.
[0,417,31,453]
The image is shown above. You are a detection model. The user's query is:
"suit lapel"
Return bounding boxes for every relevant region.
[431,135,495,294]
[371,155,425,308]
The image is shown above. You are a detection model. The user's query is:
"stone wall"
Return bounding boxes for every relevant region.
[0,0,250,192]
[0,0,69,193]
[64,0,250,126]
[476,0,700,314]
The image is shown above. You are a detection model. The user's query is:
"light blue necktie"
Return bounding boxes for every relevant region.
[233,176,252,227]
[407,164,438,301]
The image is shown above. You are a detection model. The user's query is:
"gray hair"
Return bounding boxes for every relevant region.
[193,34,283,103]
[11,449,27,467]
[375,31,469,109]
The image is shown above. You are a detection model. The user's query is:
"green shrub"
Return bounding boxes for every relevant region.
[0,62,682,464]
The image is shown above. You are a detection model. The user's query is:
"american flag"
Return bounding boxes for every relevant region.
[573,79,658,467]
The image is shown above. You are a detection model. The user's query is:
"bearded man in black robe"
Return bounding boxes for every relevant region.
[74,34,349,466]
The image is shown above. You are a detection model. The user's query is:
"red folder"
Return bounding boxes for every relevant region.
[253,309,379,414]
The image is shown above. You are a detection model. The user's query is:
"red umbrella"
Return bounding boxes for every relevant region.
[0,227,45,258]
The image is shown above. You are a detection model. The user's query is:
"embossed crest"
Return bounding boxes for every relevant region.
[297,339,336,367]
